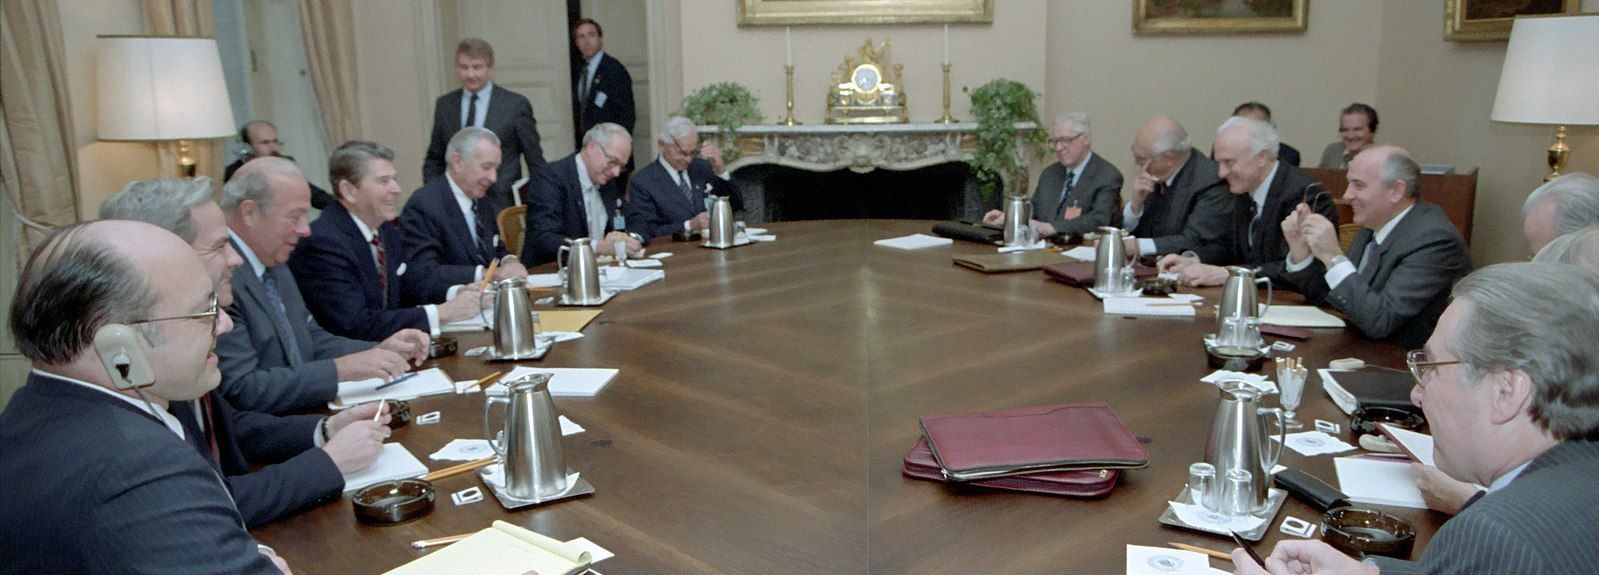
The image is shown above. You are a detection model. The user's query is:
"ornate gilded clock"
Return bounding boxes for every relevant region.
[826,39,908,124]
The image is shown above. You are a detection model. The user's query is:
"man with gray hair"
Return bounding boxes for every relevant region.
[219,157,429,414]
[1122,115,1230,257]
[1280,146,1471,348]
[523,122,641,264]
[625,116,743,240]
[1158,116,1336,286]
[1522,172,1599,254]
[1236,262,1599,575]
[400,126,530,305]
[981,112,1122,239]
[423,38,545,210]
[1535,225,1599,274]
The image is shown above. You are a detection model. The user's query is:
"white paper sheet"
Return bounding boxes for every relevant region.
[1274,431,1357,456]
[1167,293,1205,302]
[1104,297,1198,317]
[599,267,664,291]
[525,273,563,288]
[342,443,427,492]
[331,367,454,408]
[997,239,1048,253]
[625,258,664,268]
[749,234,777,242]
[1201,370,1278,394]
[874,233,954,250]
[564,537,614,563]
[1165,501,1267,535]
[430,417,585,461]
[486,367,619,397]
[1260,305,1347,328]
[1061,246,1097,261]
[1126,545,1221,575]
[1334,456,1428,508]
[1380,424,1435,467]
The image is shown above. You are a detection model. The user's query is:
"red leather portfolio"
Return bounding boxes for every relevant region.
[918,401,1149,481]
[902,437,1119,497]
[1041,261,1157,287]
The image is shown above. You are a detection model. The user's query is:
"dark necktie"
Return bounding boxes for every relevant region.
[1357,240,1377,275]
[197,394,221,465]
[463,92,479,129]
[1056,172,1077,217]
[1248,200,1267,254]
[371,233,388,307]
[680,171,693,202]
[258,268,304,365]
[472,201,494,264]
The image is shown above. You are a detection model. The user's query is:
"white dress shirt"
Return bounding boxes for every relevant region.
[1122,168,1181,256]
[459,82,494,128]
[1286,202,1415,290]
[574,153,607,242]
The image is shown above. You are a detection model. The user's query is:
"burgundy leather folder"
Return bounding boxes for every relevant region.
[902,437,1119,497]
[918,401,1149,481]
[1041,261,1157,287]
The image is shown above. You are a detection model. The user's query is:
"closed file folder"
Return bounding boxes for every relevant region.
[918,401,1149,482]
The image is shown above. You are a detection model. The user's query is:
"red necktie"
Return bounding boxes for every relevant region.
[372,234,388,307]
[198,394,221,464]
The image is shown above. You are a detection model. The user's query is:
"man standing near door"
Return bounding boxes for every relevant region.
[424,38,545,210]
[571,18,635,148]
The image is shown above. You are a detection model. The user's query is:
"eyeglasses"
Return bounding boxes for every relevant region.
[128,294,221,331]
[1406,349,1462,388]
[1048,133,1085,148]
[669,140,701,159]
[596,143,627,169]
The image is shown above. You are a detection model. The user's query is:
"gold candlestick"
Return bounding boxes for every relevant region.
[938,63,957,124]
[782,65,800,125]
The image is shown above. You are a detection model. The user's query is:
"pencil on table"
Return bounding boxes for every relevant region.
[472,370,504,391]
[410,533,473,549]
[1169,542,1233,561]
[422,456,498,482]
[481,259,501,290]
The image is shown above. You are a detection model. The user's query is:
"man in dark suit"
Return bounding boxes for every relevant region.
[571,18,635,148]
[101,177,391,528]
[0,220,289,573]
[626,116,743,240]
[1159,116,1336,287]
[291,141,483,341]
[225,120,335,210]
[423,38,545,210]
[1230,102,1300,167]
[1280,146,1471,348]
[1238,262,1599,575]
[218,157,428,414]
[981,112,1121,239]
[1121,116,1231,257]
[523,122,641,265]
[401,127,529,305]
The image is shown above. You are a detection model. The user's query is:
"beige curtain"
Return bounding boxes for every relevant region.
[142,0,225,182]
[297,0,361,146]
[0,0,82,256]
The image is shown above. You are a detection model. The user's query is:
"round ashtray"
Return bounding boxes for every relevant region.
[352,479,435,525]
[429,335,459,359]
[1138,277,1179,296]
[1350,405,1425,439]
[383,399,412,430]
[1321,507,1416,558]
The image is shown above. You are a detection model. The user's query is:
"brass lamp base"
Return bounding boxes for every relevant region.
[1544,125,1570,182]
[178,139,198,178]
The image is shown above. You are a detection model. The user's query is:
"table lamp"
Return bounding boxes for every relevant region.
[96,35,236,177]
[1490,14,1599,182]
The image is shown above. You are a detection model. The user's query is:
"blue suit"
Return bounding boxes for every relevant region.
[289,202,431,340]
[0,372,281,574]
[626,156,743,240]
[398,177,505,303]
[521,153,626,265]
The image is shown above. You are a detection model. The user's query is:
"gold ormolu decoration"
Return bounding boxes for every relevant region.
[826,39,908,125]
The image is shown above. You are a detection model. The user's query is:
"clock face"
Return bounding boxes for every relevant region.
[852,65,880,92]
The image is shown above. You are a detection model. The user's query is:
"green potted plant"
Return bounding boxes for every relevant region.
[679,82,763,162]
[965,79,1046,201]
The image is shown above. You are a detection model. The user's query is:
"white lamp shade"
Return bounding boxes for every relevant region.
[96,36,237,141]
[1491,14,1599,125]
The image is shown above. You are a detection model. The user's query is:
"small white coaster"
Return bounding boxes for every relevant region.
[451,486,483,506]
[1315,419,1341,434]
[1280,516,1317,538]
[416,411,441,425]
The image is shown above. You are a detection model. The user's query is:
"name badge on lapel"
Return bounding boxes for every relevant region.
[595,92,608,108]
[397,262,408,276]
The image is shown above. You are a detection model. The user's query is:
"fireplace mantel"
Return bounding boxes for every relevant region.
[698,122,1036,174]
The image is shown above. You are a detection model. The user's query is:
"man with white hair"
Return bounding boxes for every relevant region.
[625,116,743,240]
[1535,225,1599,273]
[1235,262,1599,574]
[400,126,529,306]
[982,112,1123,239]
[1122,115,1231,257]
[1522,172,1599,254]
[1159,116,1336,286]
[522,122,641,264]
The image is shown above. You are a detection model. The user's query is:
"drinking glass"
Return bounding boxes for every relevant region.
[1187,462,1216,509]
[1278,363,1306,429]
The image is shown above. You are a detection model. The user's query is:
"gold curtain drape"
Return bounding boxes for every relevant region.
[297,0,361,146]
[142,0,225,182]
[0,0,82,255]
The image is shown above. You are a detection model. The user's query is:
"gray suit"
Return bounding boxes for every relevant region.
[1370,440,1599,574]
[1127,151,1231,255]
[1283,201,1471,349]
[218,239,372,414]
[1031,152,1123,237]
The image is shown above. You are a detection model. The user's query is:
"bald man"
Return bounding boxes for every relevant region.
[1121,116,1231,258]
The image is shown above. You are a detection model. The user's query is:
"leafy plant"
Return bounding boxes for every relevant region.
[679,83,763,162]
[965,79,1046,200]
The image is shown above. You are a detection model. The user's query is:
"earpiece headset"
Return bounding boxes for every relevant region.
[93,324,155,390]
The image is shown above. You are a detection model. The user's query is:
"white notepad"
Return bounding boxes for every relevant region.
[486,367,619,397]
[330,367,454,409]
[1104,297,1198,317]
[1061,246,1097,261]
[599,267,664,291]
[874,233,954,250]
[1333,456,1428,508]
[342,443,428,493]
[383,520,593,575]
[1260,305,1347,328]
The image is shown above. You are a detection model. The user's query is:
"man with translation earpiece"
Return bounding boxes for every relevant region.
[0,220,292,573]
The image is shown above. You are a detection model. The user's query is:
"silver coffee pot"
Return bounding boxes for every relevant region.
[1001,195,1032,247]
[487,277,539,358]
[1202,380,1286,514]
[484,373,569,500]
[558,237,603,304]
[1093,226,1135,293]
[1215,267,1273,351]
[705,195,737,248]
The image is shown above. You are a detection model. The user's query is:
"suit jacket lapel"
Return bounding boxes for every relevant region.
[227,238,294,365]
[267,265,313,361]
[434,184,481,265]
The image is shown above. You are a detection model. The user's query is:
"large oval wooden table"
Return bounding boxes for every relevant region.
[254,220,1447,574]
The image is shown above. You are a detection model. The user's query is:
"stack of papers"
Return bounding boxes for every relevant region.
[874,233,954,250]
[485,367,619,397]
[1104,298,1198,317]
[383,520,594,575]
[599,267,663,291]
[1333,456,1428,508]
[342,443,428,492]
[1260,305,1347,328]
[330,367,454,408]
[524,273,563,288]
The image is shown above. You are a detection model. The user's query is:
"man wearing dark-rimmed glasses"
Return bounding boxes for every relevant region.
[625,116,744,240]
[522,122,644,264]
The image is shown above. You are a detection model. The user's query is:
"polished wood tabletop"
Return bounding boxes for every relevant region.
[252,220,1446,574]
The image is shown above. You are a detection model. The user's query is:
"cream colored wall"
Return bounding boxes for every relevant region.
[350,0,439,195]
[59,0,160,216]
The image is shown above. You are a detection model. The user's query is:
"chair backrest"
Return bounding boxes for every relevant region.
[498,205,527,257]
[1338,223,1361,254]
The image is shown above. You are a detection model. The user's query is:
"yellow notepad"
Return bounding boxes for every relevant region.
[385,521,592,575]
[539,309,603,332]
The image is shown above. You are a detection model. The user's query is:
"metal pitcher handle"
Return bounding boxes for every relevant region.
[1259,406,1287,472]
[557,245,571,290]
[1256,276,1274,317]
[484,394,508,458]
[477,283,493,331]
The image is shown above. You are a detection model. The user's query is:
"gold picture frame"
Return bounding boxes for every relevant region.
[1444,0,1579,42]
[1132,0,1308,35]
[737,0,993,26]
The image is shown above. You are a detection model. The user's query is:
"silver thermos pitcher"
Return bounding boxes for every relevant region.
[1215,267,1273,350]
[706,195,736,248]
[558,238,603,304]
[484,373,569,500]
[1001,195,1031,247]
[1093,226,1134,293]
[1202,380,1286,514]
[487,277,539,358]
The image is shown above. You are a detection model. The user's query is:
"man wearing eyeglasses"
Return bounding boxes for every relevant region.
[1,220,292,573]
[980,112,1122,240]
[400,127,530,306]
[626,116,743,240]
[1235,262,1599,575]
[226,120,335,211]
[522,122,642,265]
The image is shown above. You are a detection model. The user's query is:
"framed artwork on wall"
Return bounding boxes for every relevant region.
[736,0,993,26]
[1445,0,1580,42]
[1132,0,1309,35]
